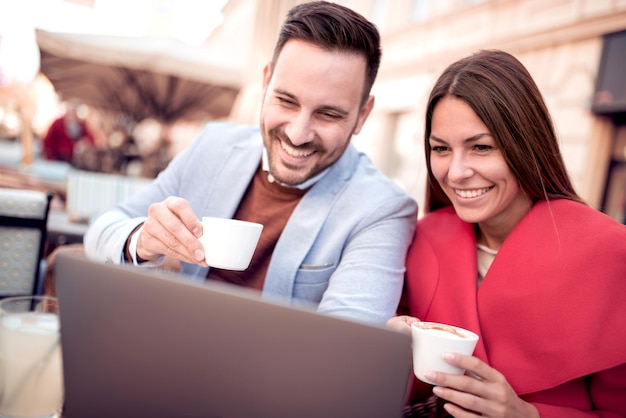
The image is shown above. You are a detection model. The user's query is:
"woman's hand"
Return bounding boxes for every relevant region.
[426,353,539,418]
[386,315,420,336]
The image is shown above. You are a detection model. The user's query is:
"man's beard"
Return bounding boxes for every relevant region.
[264,126,323,186]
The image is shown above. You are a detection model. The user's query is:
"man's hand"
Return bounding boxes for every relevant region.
[386,315,420,336]
[135,196,207,267]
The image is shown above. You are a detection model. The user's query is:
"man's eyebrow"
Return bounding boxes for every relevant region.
[273,88,296,100]
[318,104,350,117]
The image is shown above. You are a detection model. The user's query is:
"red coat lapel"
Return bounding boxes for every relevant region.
[406,200,626,394]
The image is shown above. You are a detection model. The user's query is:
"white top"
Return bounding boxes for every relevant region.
[477,243,498,287]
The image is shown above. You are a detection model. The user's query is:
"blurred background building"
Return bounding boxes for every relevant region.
[224,0,626,222]
[1,0,626,222]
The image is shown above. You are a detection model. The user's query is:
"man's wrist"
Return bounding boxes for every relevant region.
[123,223,166,267]
[125,224,145,265]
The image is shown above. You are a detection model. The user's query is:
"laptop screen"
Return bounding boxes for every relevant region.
[54,252,412,418]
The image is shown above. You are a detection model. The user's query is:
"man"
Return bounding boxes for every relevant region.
[84,1,417,325]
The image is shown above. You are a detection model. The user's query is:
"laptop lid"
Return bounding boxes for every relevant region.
[54,252,411,418]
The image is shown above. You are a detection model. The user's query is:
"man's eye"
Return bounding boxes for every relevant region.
[320,112,342,120]
[278,97,296,106]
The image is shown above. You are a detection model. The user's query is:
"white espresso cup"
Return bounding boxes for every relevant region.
[411,321,479,385]
[201,217,263,271]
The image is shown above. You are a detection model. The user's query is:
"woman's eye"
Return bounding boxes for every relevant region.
[474,144,493,152]
[430,145,448,153]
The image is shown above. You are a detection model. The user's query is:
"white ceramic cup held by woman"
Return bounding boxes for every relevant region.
[411,321,479,385]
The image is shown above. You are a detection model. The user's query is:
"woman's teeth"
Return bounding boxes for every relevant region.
[455,187,491,198]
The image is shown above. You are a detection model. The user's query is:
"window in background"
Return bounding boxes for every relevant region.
[602,118,626,224]
[411,0,431,22]
[370,0,391,31]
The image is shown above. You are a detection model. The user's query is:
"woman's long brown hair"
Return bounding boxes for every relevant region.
[424,50,583,213]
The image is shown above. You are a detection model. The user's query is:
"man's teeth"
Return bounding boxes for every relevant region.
[281,142,314,158]
[455,187,490,198]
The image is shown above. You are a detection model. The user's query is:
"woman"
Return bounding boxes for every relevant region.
[388,50,626,417]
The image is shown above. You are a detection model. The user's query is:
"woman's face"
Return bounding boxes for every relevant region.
[428,96,532,241]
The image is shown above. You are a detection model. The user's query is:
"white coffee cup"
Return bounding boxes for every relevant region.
[201,217,263,271]
[411,321,479,385]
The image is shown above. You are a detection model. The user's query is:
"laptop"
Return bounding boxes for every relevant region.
[54,252,412,418]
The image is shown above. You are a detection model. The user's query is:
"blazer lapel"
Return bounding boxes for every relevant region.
[262,144,358,299]
[200,132,263,219]
[182,130,262,280]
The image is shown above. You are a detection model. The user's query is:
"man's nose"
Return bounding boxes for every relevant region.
[285,112,315,146]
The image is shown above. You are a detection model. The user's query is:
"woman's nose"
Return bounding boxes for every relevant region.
[447,153,473,181]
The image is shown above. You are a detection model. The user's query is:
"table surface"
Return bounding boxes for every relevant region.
[47,210,89,246]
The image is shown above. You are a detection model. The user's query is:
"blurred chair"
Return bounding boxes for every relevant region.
[66,169,150,222]
[0,188,53,297]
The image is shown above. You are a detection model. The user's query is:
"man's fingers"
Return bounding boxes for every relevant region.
[164,197,203,238]
[138,199,206,265]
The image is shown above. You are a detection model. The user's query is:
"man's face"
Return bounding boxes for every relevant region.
[259,39,374,186]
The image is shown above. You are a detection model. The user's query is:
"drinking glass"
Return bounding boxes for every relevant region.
[0,296,63,418]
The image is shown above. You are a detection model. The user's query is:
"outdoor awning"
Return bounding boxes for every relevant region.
[36,29,242,123]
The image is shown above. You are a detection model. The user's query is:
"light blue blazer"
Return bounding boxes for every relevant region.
[85,123,417,325]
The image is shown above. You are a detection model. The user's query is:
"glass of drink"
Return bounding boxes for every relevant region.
[0,296,63,418]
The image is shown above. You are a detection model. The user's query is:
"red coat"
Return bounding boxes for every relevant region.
[404,199,626,416]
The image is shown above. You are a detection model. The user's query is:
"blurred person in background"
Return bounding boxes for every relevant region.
[43,99,95,164]
[387,50,626,417]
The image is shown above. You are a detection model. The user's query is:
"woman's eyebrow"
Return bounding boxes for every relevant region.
[428,133,492,144]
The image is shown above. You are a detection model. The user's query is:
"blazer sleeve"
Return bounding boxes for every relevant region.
[316,192,417,325]
[83,126,210,263]
[84,122,261,267]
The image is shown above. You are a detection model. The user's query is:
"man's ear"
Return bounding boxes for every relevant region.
[262,61,273,90]
[352,95,375,136]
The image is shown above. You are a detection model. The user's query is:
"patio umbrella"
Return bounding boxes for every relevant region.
[35,29,242,124]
